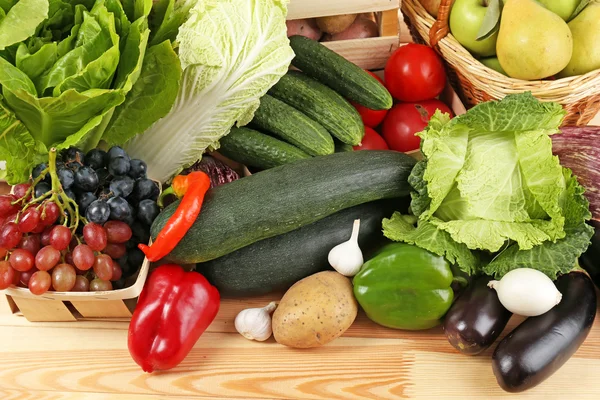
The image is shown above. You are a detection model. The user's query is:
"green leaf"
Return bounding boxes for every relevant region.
[55,45,120,94]
[0,97,46,184]
[383,212,481,275]
[36,5,120,96]
[15,42,59,82]
[408,159,430,217]
[476,0,501,41]
[148,0,194,46]
[0,0,49,51]
[570,0,590,20]
[483,168,593,279]
[112,17,150,91]
[2,87,125,147]
[103,40,181,145]
[0,55,37,95]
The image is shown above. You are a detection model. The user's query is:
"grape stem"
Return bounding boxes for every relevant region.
[11,148,89,235]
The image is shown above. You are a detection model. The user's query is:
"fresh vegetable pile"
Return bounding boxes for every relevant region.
[1,0,599,395]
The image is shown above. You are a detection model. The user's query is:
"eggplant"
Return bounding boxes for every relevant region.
[492,272,597,393]
[579,219,600,289]
[443,275,512,355]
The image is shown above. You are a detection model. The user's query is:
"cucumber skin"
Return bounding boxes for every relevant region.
[199,199,407,297]
[289,35,393,111]
[151,150,416,264]
[269,71,364,146]
[218,126,310,170]
[252,95,334,157]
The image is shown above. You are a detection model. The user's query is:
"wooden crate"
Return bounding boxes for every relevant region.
[2,258,150,322]
[288,0,401,70]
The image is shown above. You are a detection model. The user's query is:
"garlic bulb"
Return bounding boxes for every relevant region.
[488,268,562,317]
[234,302,278,341]
[328,219,363,277]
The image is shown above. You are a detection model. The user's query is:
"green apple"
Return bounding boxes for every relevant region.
[449,0,499,57]
[537,0,579,21]
[480,57,507,75]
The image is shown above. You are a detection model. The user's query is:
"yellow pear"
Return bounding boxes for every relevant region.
[559,3,600,77]
[497,0,572,80]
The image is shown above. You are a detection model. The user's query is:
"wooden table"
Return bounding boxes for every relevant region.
[1,293,600,400]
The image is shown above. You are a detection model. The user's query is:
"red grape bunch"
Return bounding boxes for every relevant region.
[0,145,159,295]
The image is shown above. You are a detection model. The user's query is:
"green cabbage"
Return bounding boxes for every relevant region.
[383,93,593,278]
[0,0,185,184]
[124,0,295,182]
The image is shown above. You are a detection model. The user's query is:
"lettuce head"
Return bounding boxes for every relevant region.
[383,93,593,278]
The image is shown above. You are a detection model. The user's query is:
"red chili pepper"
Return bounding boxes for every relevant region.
[128,264,220,373]
[139,171,210,262]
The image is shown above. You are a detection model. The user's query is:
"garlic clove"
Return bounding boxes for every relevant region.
[328,219,364,277]
[234,302,278,341]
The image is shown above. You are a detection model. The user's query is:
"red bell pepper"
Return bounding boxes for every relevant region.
[128,264,220,373]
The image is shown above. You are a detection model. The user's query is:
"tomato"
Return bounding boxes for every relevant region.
[353,127,389,151]
[351,71,389,127]
[384,44,446,102]
[382,99,453,153]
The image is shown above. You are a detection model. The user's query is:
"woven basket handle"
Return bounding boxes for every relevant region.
[429,0,454,50]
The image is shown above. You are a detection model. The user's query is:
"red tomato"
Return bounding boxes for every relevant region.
[351,71,389,128]
[384,44,446,102]
[353,127,389,151]
[382,99,453,152]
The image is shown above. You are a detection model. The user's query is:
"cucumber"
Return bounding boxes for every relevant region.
[335,140,354,153]
[218,126,310,170]
[252,94,334,156]
[152,150,416,264]
[269,71,364,146]
[199,199,407,296]
[289,35,393,111]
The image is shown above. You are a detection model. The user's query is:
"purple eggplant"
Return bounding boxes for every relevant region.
[443,275,512,355]
[492,272,597,393]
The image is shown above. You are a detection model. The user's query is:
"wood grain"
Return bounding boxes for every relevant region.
[288,0,400,19]
[2,294,600,399]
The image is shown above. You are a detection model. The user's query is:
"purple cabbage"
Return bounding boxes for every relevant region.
[552,126,600,221]
[181,155,240,188]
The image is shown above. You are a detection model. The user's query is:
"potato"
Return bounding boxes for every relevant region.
[286,18,322,41]
[321,17,379,42]
[316,14,358,35]
[272,271,358,348]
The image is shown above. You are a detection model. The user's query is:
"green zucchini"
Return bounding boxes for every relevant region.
[289,35,393,111]
[152,150,416,264]
[199,199,407,297]
[268,71,364,146]
[252,94,334,156]
[218,126,310,170]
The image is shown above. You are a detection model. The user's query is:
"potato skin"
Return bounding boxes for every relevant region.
[322,17,379,42]
[286,19,322,41]
[272,271,358,348]
[316,14,358,35]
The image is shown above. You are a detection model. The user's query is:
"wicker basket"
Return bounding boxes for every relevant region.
[401,0,600,126]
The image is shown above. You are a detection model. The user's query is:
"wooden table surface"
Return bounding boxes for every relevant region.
[1,292,600,400]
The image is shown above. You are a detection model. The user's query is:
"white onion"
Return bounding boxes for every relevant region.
[488,268,562,317]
